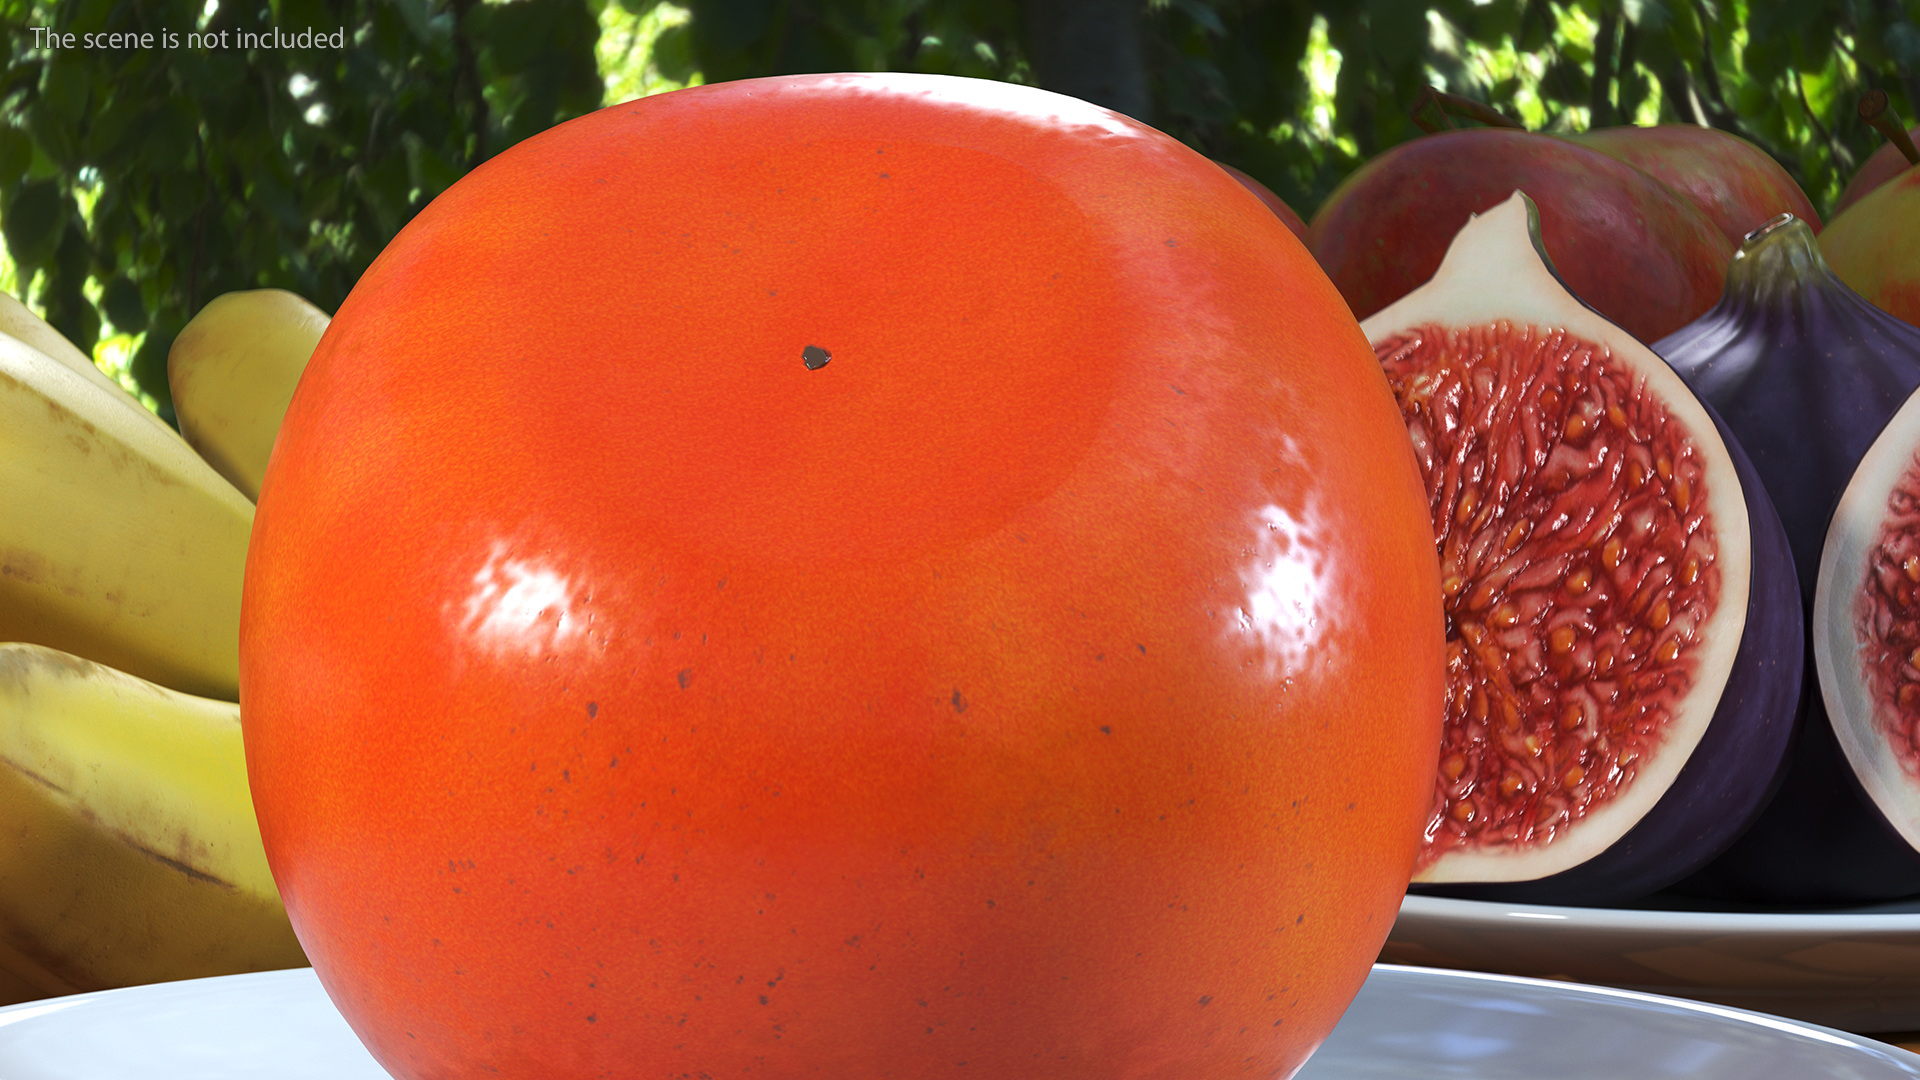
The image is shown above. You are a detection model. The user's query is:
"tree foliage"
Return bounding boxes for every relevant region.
[3,0,1919,419]
[1,0,603,416]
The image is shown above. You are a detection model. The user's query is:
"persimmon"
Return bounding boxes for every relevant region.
[240,73,1442,1080]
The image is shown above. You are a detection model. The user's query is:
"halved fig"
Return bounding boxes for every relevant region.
[1364,192,1802,905]
[1816,386,1920,861]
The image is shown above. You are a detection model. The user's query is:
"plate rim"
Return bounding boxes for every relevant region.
[3,963,1918,1076]
[1398,891,1920,934]
[1368,962,1920,1063]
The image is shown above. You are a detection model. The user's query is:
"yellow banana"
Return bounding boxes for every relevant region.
[0,291,187,444]
[168,289,329,502]
[0,642,305,1002]
[0,331,251,701]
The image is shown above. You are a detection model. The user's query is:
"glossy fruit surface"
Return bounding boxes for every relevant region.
[1565,125,1821,246]
[1823,168,1920,331]
[1834,130,1920,217]
[240,74,1444,1080]
[1308,129,1733,345]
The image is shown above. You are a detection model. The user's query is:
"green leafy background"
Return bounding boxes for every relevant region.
[3,0,1916,423]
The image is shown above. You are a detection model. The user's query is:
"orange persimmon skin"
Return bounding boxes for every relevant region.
[240,74,1442,1080]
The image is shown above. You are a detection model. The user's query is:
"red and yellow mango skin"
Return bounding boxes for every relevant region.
[1307,128,1733,346]
[1834,129,1920,218]
[1565,124,1821,246]
[1824,167,1920,333]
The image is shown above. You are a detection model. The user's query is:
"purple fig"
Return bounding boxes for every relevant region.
[1657,214,1920,904]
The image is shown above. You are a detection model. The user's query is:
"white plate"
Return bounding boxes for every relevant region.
[0,963,1914,1079]
[1385,892,1920,1032]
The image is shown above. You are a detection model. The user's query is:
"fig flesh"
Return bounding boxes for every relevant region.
[1364,192,1801,905]
[1655,214,1920,904]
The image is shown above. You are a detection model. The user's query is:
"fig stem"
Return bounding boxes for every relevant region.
[1410,86,1522,133]
[1411,87,1455,133]
[1860,89,1920,167]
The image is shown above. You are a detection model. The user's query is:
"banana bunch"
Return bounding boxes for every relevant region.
[0,289,323,1003]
